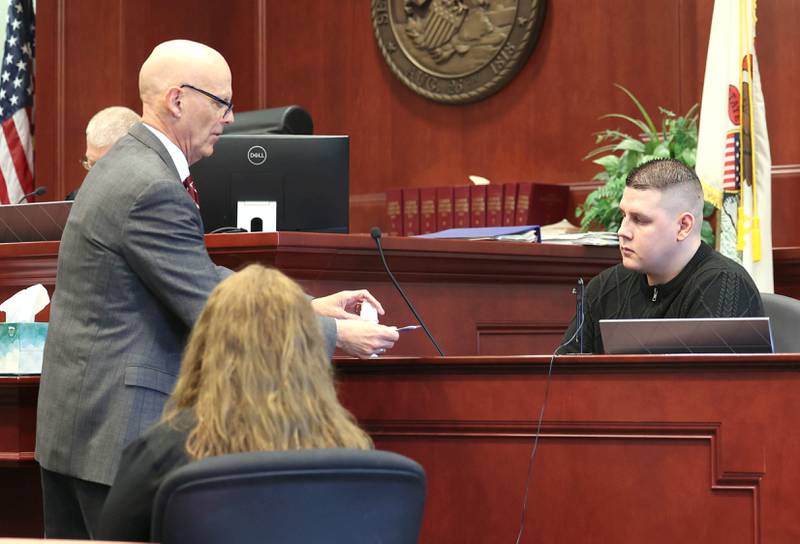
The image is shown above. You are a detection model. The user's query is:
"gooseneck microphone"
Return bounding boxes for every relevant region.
[370,227,444,356]
[575,277,585,353]
[16,186,47,204]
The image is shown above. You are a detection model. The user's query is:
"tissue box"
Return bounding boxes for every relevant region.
[0,322,47,374]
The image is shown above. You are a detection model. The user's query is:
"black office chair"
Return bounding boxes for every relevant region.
[761,292,800,352]
[225,105,313,135]
[151,448,426,544]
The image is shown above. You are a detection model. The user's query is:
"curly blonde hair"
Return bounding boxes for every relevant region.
[162,264,372,460]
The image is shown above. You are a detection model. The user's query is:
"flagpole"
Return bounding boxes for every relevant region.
[746,0,761,261]
[736,0,746,252]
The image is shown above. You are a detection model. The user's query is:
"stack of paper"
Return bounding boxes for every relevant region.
[541,231,619,246]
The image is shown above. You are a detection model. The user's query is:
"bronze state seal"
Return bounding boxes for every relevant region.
[372,0,546,104]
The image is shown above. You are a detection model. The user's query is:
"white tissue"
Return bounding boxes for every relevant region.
[359,301,379,323]
[0,284,50,322]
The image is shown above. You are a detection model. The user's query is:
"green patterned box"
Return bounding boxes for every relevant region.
[0,322,48,374]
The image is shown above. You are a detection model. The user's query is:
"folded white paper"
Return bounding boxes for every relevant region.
[0,283,50,322]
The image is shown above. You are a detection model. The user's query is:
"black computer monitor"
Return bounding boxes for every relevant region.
[190,134,349,233]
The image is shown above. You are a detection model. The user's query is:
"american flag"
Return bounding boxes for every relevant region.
[722,131,740,192]
[0,0,34,205]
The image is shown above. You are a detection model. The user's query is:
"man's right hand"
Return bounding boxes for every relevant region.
[335,319,399,359]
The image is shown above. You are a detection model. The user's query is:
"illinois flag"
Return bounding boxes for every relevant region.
[696,0,773,293]
[0,0,34,205]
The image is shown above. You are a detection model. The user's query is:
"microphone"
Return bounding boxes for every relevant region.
[370,227,444,356]
[573,277,585,353]
[16,186,46,204]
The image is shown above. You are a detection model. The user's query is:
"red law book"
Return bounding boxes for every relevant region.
[419,188,437,234]
[402,188,421,236]
[485,184,503,227]
[453,186,470,228]
[525,183,570,226]
[436,186,454,230]
[385,188,404,236]
[502,183,518,226]
[514,183,533,225]
[470,185,486,227]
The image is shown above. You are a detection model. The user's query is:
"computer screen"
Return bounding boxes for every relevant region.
[599,317,774,354]
[189,134,349,233]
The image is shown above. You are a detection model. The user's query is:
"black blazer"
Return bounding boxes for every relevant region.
[97,414,192,542]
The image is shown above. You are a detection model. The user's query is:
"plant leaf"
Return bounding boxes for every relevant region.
[615,139,647,153]
[583,144,621,160]
[653,142,670,158]
[600,113,656,139]
[592,155,620,170]
[614,83,658,134]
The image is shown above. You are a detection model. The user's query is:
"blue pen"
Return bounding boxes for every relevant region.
[396,325,421,332]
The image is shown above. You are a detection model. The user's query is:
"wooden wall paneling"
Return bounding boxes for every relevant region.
[34,0,264,200]
[676,0,712,115]
[0,377,41,537]
[35,0,128,200]
[476,321,566,355]
[33,0,66,202]
[336,355,800,543]
[770,167,800,248]
[116,0,262,113]
[773,247,800,299]
[374,432,755,543]
[33,0,800,234]
[0,466,42,536]
[261,1,696,233]
[752,0,800,166]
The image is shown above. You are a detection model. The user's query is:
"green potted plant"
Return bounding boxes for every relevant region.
[576,84,714,245]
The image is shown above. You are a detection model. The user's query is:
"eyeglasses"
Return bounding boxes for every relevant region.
[180,84,234,118]
[80,157,94,171]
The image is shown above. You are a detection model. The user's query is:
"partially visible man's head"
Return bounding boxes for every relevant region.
[138,40,234,165]
[617,159,705,284]
[625,158,704,219]
[83,106,140,170]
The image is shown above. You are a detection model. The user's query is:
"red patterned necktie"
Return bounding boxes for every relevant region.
[182,175,200,208]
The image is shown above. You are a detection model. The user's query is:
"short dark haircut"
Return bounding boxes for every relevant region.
[626,158,703,217]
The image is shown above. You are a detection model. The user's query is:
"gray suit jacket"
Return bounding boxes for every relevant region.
[35,124,335,485]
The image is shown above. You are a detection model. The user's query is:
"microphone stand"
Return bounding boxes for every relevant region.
[16,186,47,204]
[371,228,444,356]
[574,278,585,354]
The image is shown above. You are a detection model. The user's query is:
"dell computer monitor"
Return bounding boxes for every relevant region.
[189,134,349,233]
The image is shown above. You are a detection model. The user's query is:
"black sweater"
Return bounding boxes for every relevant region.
[560,242,764,354]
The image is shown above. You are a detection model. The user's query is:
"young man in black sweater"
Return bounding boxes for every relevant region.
[560,158,764,354]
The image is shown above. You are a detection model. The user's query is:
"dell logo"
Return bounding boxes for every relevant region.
[247,145,267,165]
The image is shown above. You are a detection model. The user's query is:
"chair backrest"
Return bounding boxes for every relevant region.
[225,106,313,135]
[151,448,426,544]
[761,292,800,352]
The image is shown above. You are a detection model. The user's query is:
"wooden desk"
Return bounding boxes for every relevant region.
[0,377,40,536]
[3,236,800,538]
[337,354,800,543]
[4,355,800,542]
[0,233,621,355]
[4,235,799,355]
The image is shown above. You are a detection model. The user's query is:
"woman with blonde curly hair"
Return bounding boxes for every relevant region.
[98,265,371,541]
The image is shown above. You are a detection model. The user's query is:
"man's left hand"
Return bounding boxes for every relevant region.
[312,289,385,320]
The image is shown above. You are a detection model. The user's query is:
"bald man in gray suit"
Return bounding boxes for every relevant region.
[35,40,398,539]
